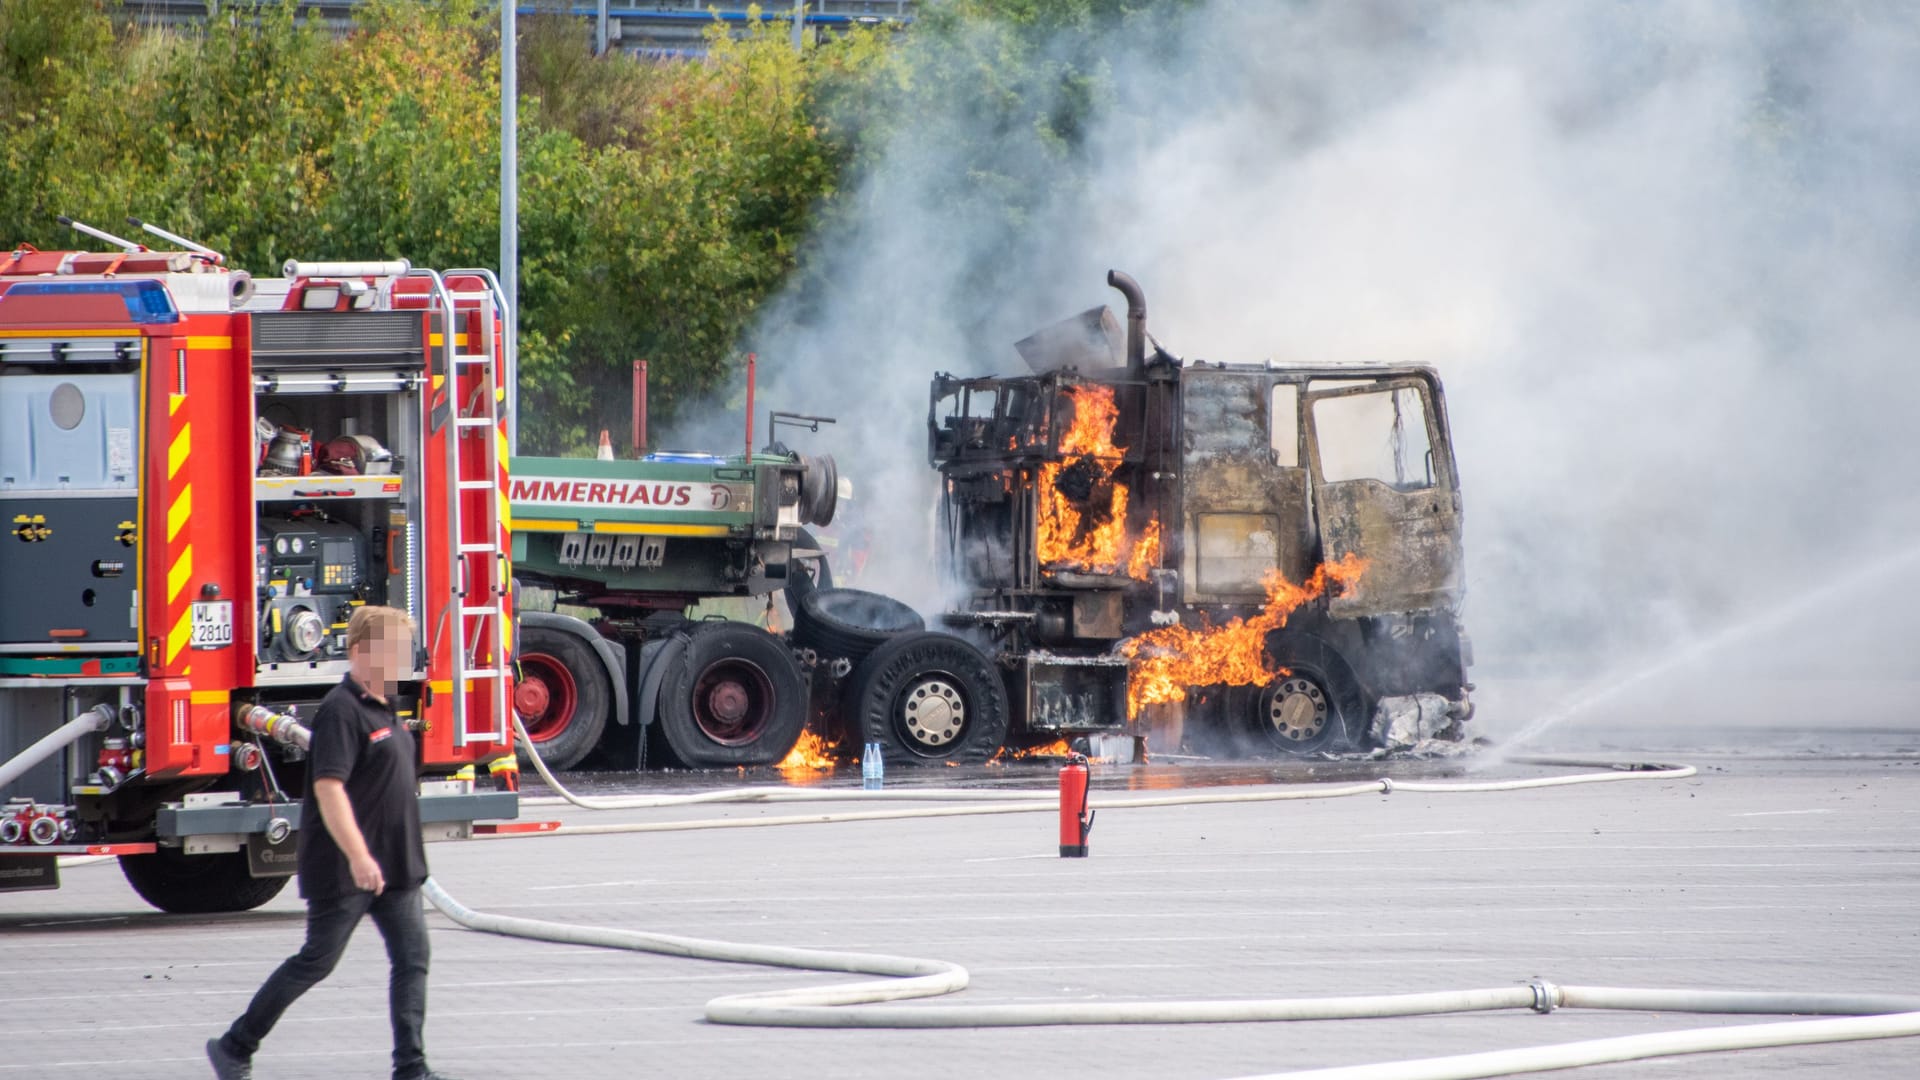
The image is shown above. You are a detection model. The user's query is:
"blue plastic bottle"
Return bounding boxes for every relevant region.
[862,741,884,790]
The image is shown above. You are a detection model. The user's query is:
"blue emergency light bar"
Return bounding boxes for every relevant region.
[0,279,181,324]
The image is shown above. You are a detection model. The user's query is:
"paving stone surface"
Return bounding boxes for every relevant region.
[3,736,1916,1079]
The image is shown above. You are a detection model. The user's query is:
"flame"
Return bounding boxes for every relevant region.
[1126,520,1162,580]
[1037,385,1159,580]
[1120,554,1368,717]
[776,729,837,783]
[991,738,1073,762]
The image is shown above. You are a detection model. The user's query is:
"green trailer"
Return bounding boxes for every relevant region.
[506,447,838,769]
[506,436,1012,772]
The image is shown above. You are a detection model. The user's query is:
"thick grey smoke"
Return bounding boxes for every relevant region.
[731,1,1920,743]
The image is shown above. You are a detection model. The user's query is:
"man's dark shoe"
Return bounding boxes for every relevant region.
[400,1072,462,1080]
[206,1037,252,1080]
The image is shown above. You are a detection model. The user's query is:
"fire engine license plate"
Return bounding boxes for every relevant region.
[190,601,233,649]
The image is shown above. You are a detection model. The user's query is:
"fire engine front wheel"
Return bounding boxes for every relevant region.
[515,627,611,772]
[118,847,290,914]
[846,632,1009,764]
[654,622,807,769]
[1245,632,1366,756]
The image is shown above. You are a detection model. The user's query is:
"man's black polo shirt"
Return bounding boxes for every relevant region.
[297,674,428,900]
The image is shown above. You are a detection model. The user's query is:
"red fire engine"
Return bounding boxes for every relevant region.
[0,221,518,912]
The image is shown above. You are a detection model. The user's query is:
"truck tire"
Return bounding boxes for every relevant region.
[1244,631,1366,756]
[654,622,807,769]
[118,848,290,913]
[846,631,1009,764]
[792,588,924,663]
[513,626,611,771]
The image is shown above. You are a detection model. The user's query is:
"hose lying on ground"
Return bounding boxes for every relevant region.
[434,722,1920,1075]
[421,871,1920,1078]
[1233,1002,1920,1080]
[501,716,1698,837]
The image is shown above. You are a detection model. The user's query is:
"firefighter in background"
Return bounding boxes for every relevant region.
[207,607,461,1080]
[811,495,874,590]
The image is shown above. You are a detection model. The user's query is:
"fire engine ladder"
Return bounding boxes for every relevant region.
[415,268,510,748]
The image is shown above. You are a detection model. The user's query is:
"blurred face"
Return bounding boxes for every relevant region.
[358,620,412,694]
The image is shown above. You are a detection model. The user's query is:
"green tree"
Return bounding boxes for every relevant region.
[0,0,889,454]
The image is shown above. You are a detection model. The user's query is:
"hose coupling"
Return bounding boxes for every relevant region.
[235,704,311,751]
[1527,977,1559,1013]
[27,813,62,846]
[1379,778,1395,795]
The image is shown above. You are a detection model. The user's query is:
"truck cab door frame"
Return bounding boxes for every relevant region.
[1302,375,1463,619]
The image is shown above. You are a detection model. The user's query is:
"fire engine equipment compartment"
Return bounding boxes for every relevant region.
[929,271,1474,757]
[0,243,516,912]
[248,325,425,682]
[0,372,141,645]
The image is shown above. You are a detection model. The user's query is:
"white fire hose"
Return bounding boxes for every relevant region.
[504,714,1693,834]
[414,720,1917,1078]
[0,704,115,792]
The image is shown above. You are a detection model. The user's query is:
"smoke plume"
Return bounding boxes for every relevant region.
[723,1,1920,744]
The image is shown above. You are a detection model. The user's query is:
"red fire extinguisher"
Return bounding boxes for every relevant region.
[1059,752,1093,858]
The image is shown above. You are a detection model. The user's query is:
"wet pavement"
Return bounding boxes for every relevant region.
[3,705,1916,1079]
[537,753,1492,799]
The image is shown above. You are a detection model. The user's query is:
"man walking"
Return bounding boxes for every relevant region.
[208,605,457,1080]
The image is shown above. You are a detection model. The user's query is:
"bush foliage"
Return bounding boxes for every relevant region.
[0,0,1165,451]
[0,0,886,453]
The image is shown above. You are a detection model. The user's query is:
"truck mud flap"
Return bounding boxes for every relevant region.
[246,832,299,878]
[0,853,57,893]
[1016,653,1131,732]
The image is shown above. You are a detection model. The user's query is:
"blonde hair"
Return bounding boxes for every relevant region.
[345,605,414,654]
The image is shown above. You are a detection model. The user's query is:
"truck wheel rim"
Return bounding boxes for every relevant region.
[692,658,775,746]
[900,676,966,751]
[516,655,577,742]
[1267,676,1327,742]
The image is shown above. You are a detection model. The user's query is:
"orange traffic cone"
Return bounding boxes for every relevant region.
[597,429,615,461]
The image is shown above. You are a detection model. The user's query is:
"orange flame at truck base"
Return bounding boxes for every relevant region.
[1120,554,1369,717]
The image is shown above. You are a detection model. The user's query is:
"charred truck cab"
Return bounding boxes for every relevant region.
[0,230,518,911]
[929,272,1473,757]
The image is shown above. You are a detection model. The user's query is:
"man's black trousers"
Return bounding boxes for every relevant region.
[220,885,431,1079]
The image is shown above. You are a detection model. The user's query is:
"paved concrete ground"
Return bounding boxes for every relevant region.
[3,736,1916,1080]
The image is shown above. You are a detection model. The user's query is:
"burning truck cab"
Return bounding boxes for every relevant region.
[928,272,1473,757]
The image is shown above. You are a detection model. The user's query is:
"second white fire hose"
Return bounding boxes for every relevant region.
[413,719,1916,1077]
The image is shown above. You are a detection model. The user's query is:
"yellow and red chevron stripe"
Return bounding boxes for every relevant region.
[163,393,194,669]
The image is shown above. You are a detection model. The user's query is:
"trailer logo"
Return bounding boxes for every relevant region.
[508,477,733,512]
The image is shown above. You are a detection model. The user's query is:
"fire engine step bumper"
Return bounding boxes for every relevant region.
[155,790,520,839]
